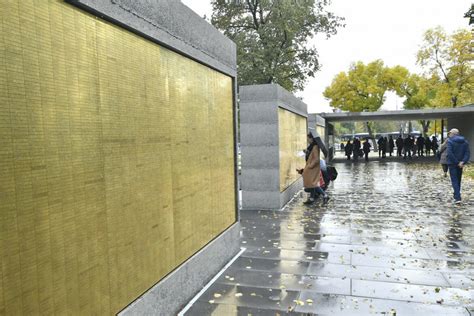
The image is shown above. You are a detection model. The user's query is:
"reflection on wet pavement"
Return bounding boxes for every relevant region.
[185,162,474,315]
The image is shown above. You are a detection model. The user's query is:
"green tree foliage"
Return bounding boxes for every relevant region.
[416,27,474,107]
[333,122,355,137]
[323,60,391,143]
[211,0,344,92]
[323,60,390,112]
[387,66,440,135]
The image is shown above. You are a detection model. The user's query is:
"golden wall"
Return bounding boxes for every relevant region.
[0,1,236,314]
[316,125,326,141]
[278,108,307,192]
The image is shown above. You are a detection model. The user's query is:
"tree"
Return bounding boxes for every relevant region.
[211,0,344,92]
[387,66,439,135]
[323,60,391,142]
[416,27,474,107]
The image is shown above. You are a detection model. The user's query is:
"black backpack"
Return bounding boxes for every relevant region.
[327,165,338,181]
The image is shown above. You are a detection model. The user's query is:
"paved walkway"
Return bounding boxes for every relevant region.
[185,161,474,315]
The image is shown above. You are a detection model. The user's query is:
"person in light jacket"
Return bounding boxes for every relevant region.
[298,133,329,205]
[439,139,449,177]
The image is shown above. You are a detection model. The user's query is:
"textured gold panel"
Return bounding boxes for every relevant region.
[316,125,326,140]
[0,1,236,314]
[278,108,307,192]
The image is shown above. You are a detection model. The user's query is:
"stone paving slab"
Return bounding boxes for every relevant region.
[184,161,474,315]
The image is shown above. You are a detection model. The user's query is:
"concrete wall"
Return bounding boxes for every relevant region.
[448,114,474,162]
[240,84,308,210]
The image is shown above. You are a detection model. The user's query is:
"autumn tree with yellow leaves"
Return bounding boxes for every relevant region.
[416,27,473,107]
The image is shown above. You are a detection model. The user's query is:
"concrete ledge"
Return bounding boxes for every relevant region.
[239,84,307,118]
[280,177,303,208]
[119,222,241,315]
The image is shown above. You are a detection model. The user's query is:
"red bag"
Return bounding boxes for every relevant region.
[319,171,325,187]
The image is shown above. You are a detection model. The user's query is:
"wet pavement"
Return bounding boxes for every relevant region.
[185,161,474,315]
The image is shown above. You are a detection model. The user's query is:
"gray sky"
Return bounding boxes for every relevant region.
[181,0,471,113]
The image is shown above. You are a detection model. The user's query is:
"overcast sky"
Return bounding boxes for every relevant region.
[181,0,471,113]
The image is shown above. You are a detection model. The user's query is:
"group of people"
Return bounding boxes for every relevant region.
[340,129,470,204]
[343,135,441,162]
[298,129,469,206]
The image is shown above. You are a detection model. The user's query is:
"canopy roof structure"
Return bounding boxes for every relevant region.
[317,105,474,122]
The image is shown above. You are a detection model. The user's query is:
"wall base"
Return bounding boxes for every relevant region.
[119,222,241,315]
[280,177,303,209]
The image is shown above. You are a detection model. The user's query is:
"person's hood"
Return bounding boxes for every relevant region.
[450,135,466,144]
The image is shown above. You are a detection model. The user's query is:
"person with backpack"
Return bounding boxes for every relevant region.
[297,133,329,205]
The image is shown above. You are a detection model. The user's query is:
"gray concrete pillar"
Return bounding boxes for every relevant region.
[239,84,308,210]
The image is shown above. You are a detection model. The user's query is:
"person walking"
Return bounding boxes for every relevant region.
[403,135,412,159]
[412,136,418,157]
[363,138,371,162]
[417,136,425,157]
[425,136,432,156]
[353,138,361,161]
[438,138,449,177]
[299,133,329,205]
[345,140,353,160]
[383,137,389,158]
[377,136,384,158]
[431,136,439,155]
[396,135,404,157]
[446,128,470,204]
[388,136,395,157]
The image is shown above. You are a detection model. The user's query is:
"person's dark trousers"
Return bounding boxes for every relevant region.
[364,153,369,161]
[404,148,412,159]
[378,148,382,157]
[398,148,402,156]
[448,165,463,201]
[442,164,448,173]
[311,187,326,199]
